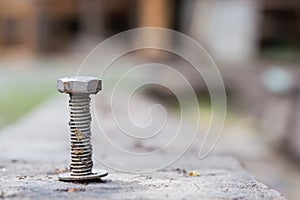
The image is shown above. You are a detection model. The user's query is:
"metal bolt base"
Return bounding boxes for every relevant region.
[58,169,108,182]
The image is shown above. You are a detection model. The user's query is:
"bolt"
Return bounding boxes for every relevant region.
[57,76,108,181]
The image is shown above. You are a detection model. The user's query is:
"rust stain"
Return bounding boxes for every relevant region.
[74,129,83,141]
[74,150,84,155]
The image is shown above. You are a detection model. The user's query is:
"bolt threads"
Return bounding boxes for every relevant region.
[69,94,93,176]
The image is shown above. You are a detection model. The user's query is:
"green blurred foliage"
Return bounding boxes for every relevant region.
[0,84,54,129]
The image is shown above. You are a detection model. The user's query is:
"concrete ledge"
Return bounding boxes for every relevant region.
[0,96,285,199]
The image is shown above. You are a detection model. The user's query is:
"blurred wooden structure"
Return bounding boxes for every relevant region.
[260,0,300,55]
[0,1,38,54]
[0,0,175,55]
[0,0,299,58]
[0,0,80,54]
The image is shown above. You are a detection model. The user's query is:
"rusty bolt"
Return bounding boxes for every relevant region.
[57,76,108,181]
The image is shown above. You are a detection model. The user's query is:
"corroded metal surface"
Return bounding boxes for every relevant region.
[57,76,107,181]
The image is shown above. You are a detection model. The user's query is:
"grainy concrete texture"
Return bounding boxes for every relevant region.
[0,95,285,199]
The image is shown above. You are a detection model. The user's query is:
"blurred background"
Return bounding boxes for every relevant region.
[0,0,300,199]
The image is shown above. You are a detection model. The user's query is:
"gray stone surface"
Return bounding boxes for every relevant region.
[0,157,284,200]
[0,95,285,199]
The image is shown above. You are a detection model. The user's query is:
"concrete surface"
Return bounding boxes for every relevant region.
[0,95,285,199]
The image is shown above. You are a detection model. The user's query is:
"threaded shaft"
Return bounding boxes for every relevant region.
[69,94,93,176]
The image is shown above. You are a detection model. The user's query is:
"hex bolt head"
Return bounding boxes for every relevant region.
[57,76,108,182]
[57,76,102,94]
